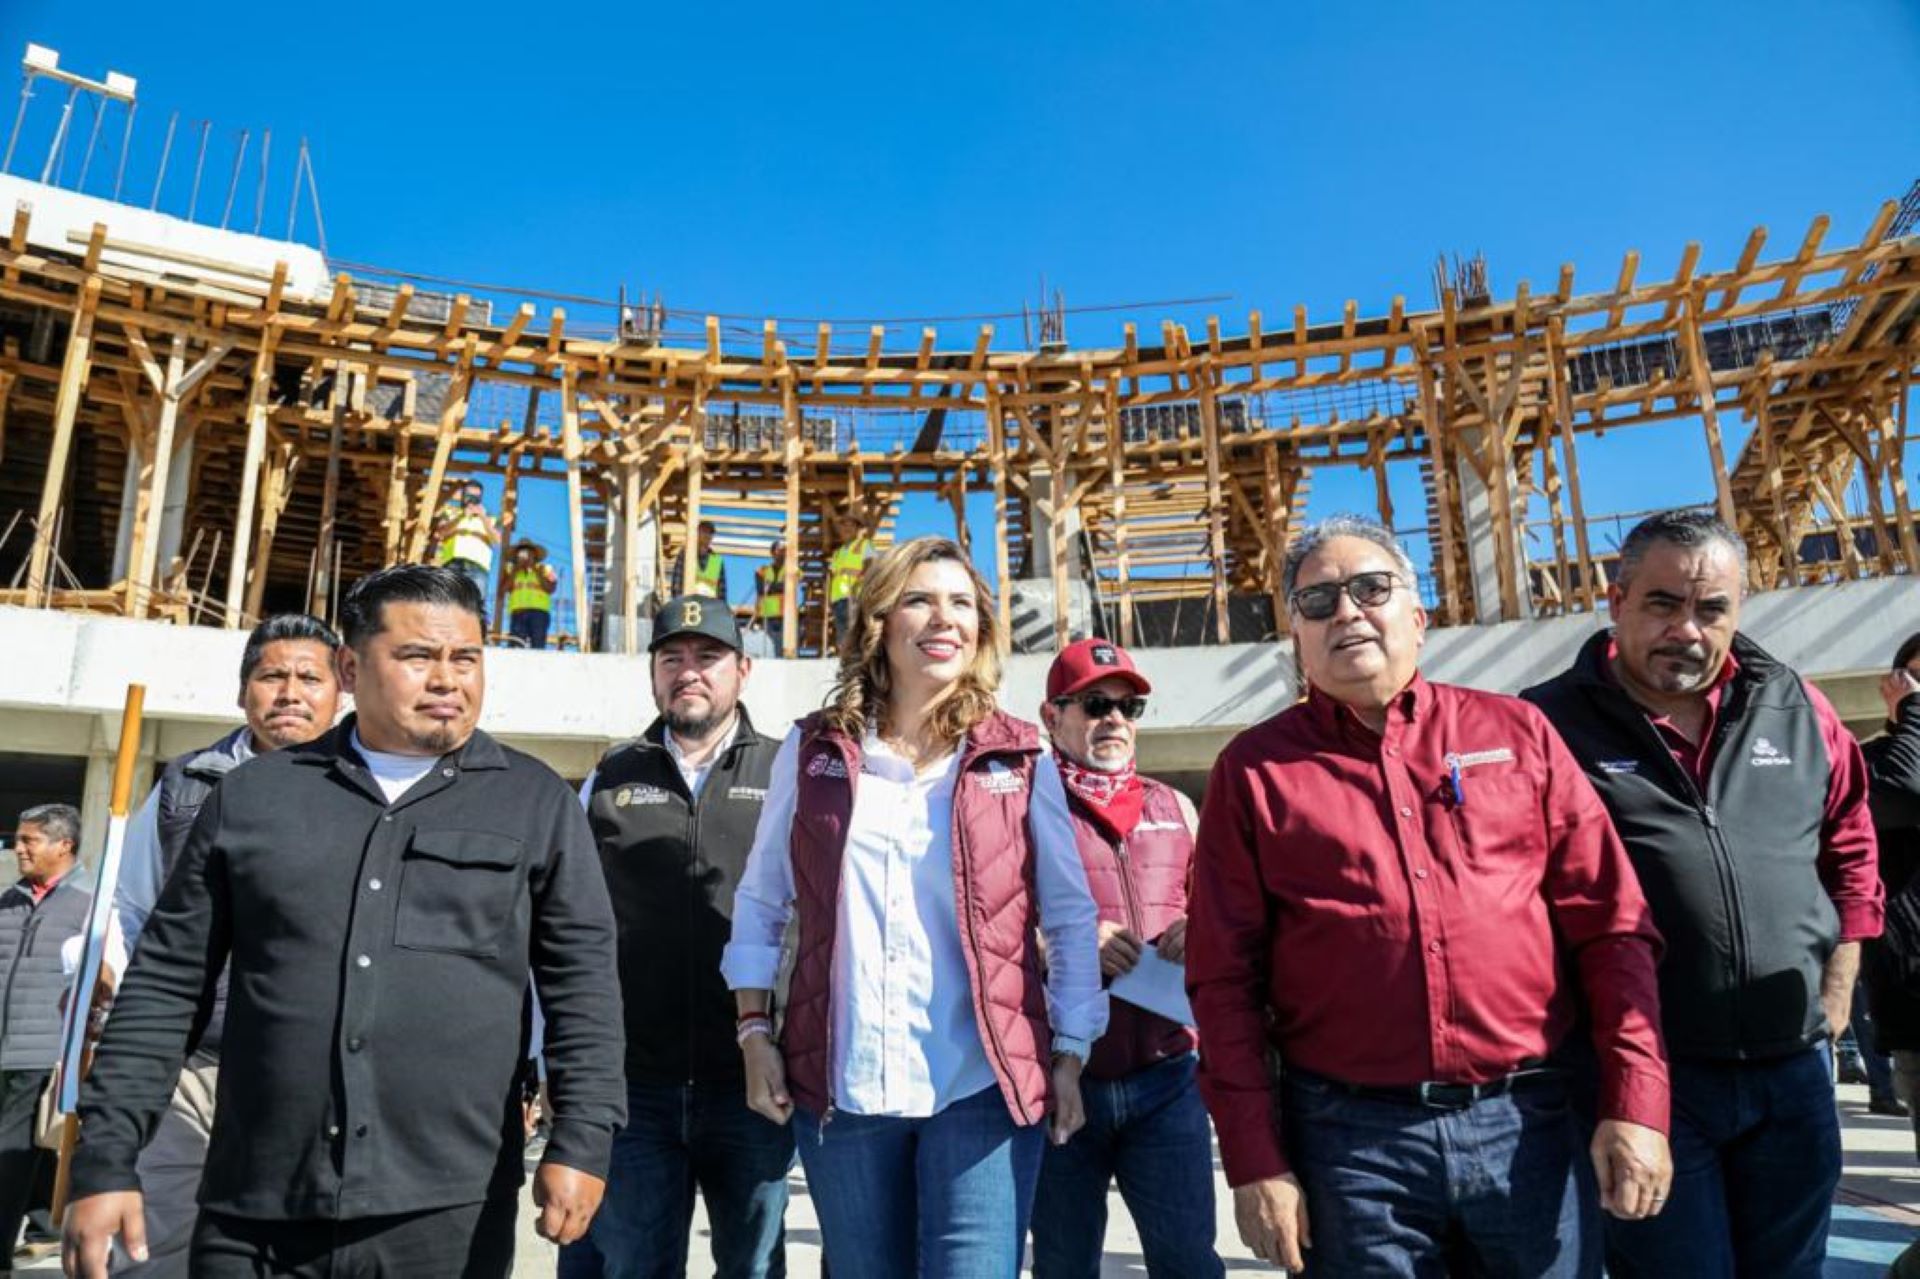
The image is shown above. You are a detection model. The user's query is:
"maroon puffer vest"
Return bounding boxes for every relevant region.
[1070,779,1202,1080]
[781,709,1054,1126]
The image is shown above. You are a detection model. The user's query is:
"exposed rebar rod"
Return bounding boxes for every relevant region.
[111,99,137,201]
[220,127,248,229]
[186,119,210,221]
[2,73,35,175]
[40,83,78,184]
[253,127,268,234]
[76,92,106,191]
[304,141,329,256]
[149,109,177,210]
[284,137,304,240]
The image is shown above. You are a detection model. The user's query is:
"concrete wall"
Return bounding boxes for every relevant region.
[2,571,1913,861]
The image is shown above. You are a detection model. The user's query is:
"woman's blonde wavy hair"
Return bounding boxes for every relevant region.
[819,536,1004,748]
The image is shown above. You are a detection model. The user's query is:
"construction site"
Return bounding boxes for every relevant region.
[0,43,1912,664]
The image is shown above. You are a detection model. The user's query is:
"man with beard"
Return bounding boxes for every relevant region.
[108,613,343,1279]
[559,595,790,1279]
[63,564,625,1278]
[1525,509,1881,1278]
[1027,639,1223,1278]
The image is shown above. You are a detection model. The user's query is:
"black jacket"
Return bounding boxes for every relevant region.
[72,719,626,1220]
[1864,695,1920,1050]
[1525,632,1845,1061]
[585,709,780,1084]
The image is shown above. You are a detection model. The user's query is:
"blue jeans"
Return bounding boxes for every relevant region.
[1281,1070,1599,1278]
[794,1085,1044,1279]
[509,608,550,651]
[1030,1053,1223,1278]
[559,1079,793,1279]
[446,557,491,611]
[1603,1044,1840,1279]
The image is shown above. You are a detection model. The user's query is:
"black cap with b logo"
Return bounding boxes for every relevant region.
[649,594,745,653]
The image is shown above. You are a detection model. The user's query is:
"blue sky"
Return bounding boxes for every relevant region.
[4,1,1917,608]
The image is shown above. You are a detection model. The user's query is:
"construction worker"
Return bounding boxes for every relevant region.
[507,539,559,651]
[431,479,498,604]
[676,521,727,599]
[753,541,789,653]
[826,515,872,651]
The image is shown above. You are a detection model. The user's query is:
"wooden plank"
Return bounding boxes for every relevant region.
[1546,318,1597,612]
[27,280,102,605]
[681,382,706,614]
[1106,386,1135,648]
[1885,383,1919,573]
[309,364,347,614]
[1195,354,1231,643]
[1412,326,1463,621]
[225,328,280,622]
[405,346,474,562]
[1680,285,1738,528]
[244,437,296,623]
[129,332,188,610]
[621,459,641,655]
[987,388,1012,639]
[562,364,591,652]
[781,373,802,658]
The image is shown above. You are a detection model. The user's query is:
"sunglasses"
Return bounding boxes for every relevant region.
[1051,692,1148,721]
[1289,570,1403,621]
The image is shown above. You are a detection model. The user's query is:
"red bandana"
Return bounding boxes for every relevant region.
[1056,756,1144,842]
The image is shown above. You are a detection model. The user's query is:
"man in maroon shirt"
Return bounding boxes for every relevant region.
[1524,509,1882,1278]
[1188,515,1671,1277]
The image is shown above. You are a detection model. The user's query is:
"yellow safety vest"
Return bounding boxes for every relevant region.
[508,565,553,614]
[690,551,724,597]
[435,505,494,572]
[829,537,871,603]
[756,564,784,619]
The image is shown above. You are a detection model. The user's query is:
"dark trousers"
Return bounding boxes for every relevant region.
[190,1198,516,1279]
[1030,1053,1223,1278]
[559,1079,792,1279]
[0,1069,50,1274]
[1602,1044,1840,1279]
[829,599,852,652]
[1281,1069,1599,1278]
[509,609,551,651]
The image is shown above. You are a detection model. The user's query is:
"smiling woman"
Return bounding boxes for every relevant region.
[720,536,1109,1279]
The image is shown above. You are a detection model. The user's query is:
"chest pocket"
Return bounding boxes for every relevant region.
[396,830,525,957]
[1444,773,1543,873]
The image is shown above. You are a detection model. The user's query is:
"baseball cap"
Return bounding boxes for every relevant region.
[1046,638,1151,700]
[650,595,744,653]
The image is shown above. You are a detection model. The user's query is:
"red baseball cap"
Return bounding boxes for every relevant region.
[1046,638,1152,701]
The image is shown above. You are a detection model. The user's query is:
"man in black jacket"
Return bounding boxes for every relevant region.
[1864,631,1920,1276]
[110,613,342,1279]
[1525,510,1882,1279]
[559,595,789,1279]
[63,565,626,1279]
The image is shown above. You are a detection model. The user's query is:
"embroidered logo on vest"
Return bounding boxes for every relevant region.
[613,784,672,807]
[806,752,849,779]
[974,759,1028,794]
[727,784,767,802]
[1598,759,1640,774]
[1750,737,1793,767]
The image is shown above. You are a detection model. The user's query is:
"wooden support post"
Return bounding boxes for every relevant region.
[405,348,474,562]
[561,365,591,652]
[492,445,523,631]
[1049,451,1073,651]
[1885,385,1918,573]
[681,385,707,604]
[1681,286,1738,529]
[244,437,295,623]
[1543,321,1597,613]
[28,280,101,604]
[1753,383,1797,588]
[1106,388,1135,648]
[1195,363,1231,644]
[1539,429,1572,611]
[947,463,972,558]
[987,389,1012,640]
[128,333,187,614]
[781,376,802,658]
[224,326,278,626]
[1262,443,1292,635]
[383,429,410,565]
[621,460,641,655]
[1808,463,1862,581]
[310,363,347,615]
[1370,429,1395,532]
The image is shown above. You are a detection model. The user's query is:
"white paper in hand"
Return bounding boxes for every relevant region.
[1109,944,1194,1027]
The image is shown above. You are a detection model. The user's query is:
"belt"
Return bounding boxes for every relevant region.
[1294,1066,1563,1112]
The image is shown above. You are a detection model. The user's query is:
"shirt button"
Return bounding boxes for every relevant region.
[355,1124,369,1137]
[1429,940,1443,953]
[382,815,394,823]
[1414,868,1430,880]
[368,879,383,892]
[442,767,456,778]
[327,1124,340,1138]
[1385,746,1399,757]
[348,1037,364,1052]
[355,954,371,969]
[1398,806,1413,818]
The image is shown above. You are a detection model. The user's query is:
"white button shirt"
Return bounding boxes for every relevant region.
[722,726,1106,1118]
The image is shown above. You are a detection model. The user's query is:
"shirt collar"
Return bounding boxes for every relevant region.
[665,715,741,771]
[1304,670,1428,739]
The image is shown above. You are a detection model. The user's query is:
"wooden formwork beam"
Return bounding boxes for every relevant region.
[563,364,590,652]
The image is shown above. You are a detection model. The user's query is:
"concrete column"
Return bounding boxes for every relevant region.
[110,441,144,583]
[1454,429,1533,623]
[154,428,196,583]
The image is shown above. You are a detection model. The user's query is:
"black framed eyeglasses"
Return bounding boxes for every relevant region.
[1289,570,1403,621]
[1051,693,1148,721]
